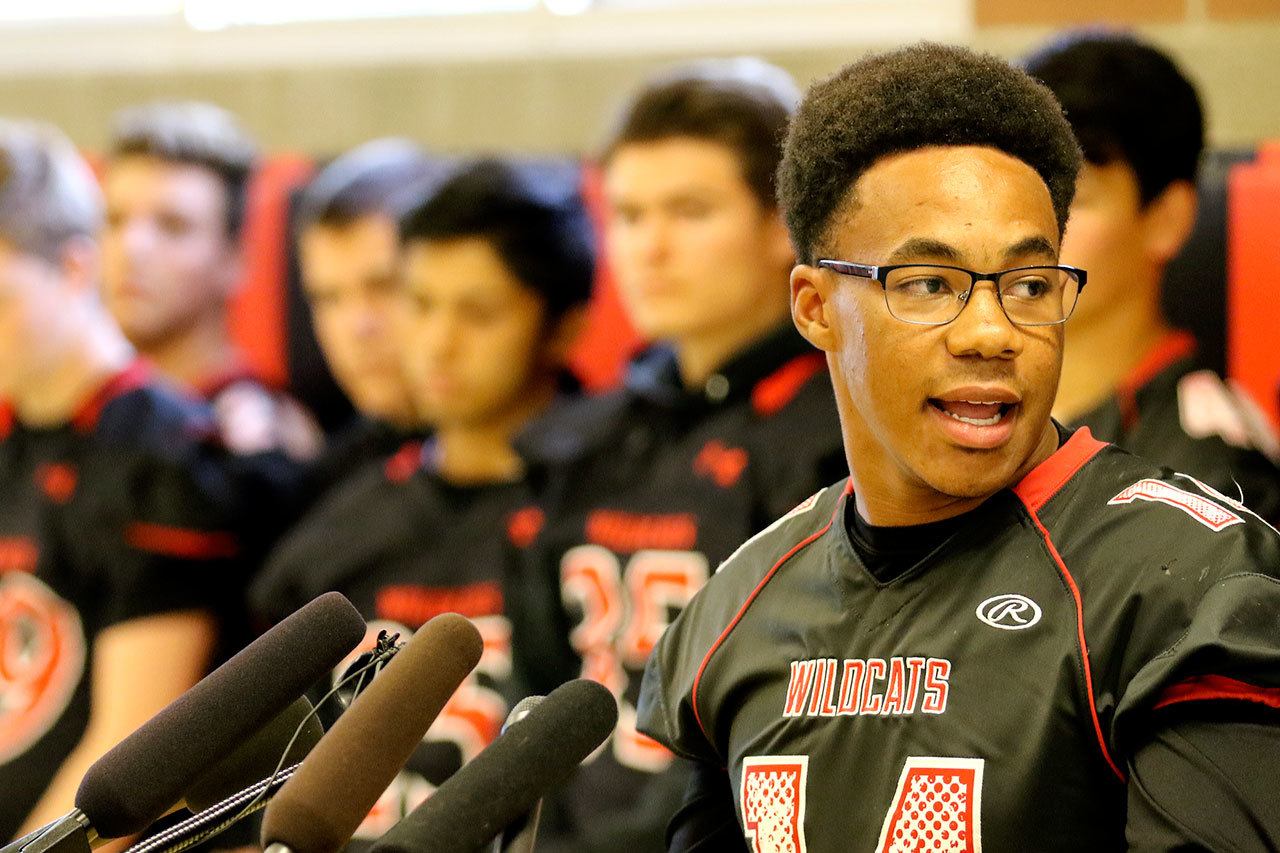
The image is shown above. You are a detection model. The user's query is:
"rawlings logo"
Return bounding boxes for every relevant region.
[975,594,1042,631]
[1109,478,1244,532]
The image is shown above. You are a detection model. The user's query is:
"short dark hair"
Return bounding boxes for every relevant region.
[600,57,799,208]
[1024,30,1204,205]
[779,43,1083,264]
[400,158,594,321]
[110,101,258,240]
[296,138,448,232]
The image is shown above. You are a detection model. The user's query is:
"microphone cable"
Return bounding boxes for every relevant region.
[122,630,405,853]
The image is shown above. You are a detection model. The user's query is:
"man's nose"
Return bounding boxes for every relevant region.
[944,281,1022,359]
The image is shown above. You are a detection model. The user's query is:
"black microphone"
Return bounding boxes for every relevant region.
[370,679,618,853]
[7,593,365,853]
[260,612,484,853]
[183,695,323,814]
[491,696,544,853]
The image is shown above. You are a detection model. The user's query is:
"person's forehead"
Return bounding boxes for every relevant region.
[303,215,397,253]
[830,145,1058,258]
[106,155,226,205]
[605,136,751,199]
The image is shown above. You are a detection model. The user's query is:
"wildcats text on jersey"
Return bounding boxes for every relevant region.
[783,657,951,719]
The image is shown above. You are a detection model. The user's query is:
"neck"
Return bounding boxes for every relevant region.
[432,379,556,486]
[139,312,240,393]
[14,310,136,428]
[1054,295,1171,423]
[674,301,790,389]
[851,420,1061,527]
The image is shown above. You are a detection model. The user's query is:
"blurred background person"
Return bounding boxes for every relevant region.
[506,58,846,851]
[102,100,320,461]
[250,157,592,839]
[1027,30,1280,520]
[0,119,241,840]
[294,138,448,495]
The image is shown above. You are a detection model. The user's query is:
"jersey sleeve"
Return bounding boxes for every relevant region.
[1113,567,1280,754]
[1126,703,1280,851]
[637,484,841,765]
[98,448,242,629]
[1074,469,1280,760]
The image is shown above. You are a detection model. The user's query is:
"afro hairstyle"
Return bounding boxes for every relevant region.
[778,42,1083,264]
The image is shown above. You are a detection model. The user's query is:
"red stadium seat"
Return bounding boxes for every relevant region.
[1226,141,1280,430]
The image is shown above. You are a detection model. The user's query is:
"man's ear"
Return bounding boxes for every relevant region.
[59,235,100,298]
[791,264,837,352]
[1142,180,1198,264]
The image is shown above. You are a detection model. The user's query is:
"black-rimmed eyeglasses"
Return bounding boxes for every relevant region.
[816,260,1087,327]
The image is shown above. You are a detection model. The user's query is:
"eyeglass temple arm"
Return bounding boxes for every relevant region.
[818,260,880,280]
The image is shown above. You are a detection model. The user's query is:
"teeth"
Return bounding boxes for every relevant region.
[944,408,1004,427]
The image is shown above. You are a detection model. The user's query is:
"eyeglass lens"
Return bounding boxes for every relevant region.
[882,266,1082,326]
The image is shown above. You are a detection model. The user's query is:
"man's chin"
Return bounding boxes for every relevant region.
[915,447,1029,501]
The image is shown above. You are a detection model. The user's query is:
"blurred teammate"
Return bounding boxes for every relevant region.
[294,139,447,491]
[250,158,591,836]
[102,101,319,460]
[1026,31,1280,519]
[639,44,1280,851]
[506,59,845,850]
[0,120,241,839]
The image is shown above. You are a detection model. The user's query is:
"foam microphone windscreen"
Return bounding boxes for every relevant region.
[75,592,365,839]
[370,679,618,853]
[184,695,324,813]
[261,611,484,853]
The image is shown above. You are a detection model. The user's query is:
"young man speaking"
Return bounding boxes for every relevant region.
[638,44,1280,851]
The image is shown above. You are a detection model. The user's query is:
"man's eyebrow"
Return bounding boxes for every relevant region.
[1003,235,1057,262]
[885,238,962,264]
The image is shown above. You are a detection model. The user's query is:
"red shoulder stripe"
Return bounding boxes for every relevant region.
[1017,498,1126,782]
[1012,426,1108,513]
[194,361,262,400]
[751,353,827,417]
[690,481,849,745]
[1117,331,1197,431]
[1154,674,1280,711]
[72,360,153,433]
[0,402,13,441]
[125,522,239,560]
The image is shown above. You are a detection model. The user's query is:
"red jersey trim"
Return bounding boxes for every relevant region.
[1154,674,1280,711]
[1117,330,1197,431]
[751,353,827,417]
[1012,427,1109,513]
[690,480,851,745]
[72,360,153,434]
[194,360,263,400]
[1017,500,1126,782]
[124,522,239,560]
[0,403,13,441]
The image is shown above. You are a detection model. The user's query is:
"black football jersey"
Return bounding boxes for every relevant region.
[0,363,241,839]
[250,441,529,839]
[1070,330,1280,522]
[638,427,1280,852]
[508,326,846,850]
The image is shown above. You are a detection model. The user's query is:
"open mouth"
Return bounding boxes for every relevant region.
[928,399,1016,426]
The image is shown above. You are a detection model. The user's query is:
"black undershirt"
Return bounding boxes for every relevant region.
[845,500,973,583]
